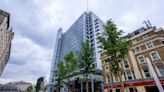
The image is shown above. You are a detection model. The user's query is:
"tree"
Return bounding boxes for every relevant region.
[56,61,67,92]
[35,81,41,92]
[26,85,33,92]
[78,42,96,92]
[63,52,78,92]
[98,20,131,92]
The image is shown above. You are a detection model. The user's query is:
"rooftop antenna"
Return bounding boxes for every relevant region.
[143,20,149,28]
[147,20,152,27]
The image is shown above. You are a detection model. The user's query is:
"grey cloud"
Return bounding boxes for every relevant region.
[0,0,58,48]
[0,0,164,84]
[1,35,52,83]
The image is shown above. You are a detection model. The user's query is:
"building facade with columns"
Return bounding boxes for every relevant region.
[101,23,164,92]
[0,9,14,76]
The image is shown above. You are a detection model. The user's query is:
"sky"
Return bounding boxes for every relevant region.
[0,0,164,84]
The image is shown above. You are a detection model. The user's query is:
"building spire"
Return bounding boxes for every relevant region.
[86,0,89,11]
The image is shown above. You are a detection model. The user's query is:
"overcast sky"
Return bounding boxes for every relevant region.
[0,0,164,84]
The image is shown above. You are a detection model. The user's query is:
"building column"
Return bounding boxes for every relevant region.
[129,51,142,79]
[136,86,146,92]
[100,81,104,92]
[113,89,116,92]
[91,77,94,92]
[81,81,83,92]
[146,57,164,92]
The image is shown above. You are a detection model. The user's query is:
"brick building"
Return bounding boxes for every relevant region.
[101,22,164,92]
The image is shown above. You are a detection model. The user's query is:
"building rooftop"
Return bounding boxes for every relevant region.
[125,20,156,38]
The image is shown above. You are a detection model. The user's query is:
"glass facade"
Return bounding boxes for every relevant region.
[48,11,105,88]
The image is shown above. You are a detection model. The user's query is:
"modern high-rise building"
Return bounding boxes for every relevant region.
[48,11,105,92]
[101,22,164,92]
[0,9,14,76]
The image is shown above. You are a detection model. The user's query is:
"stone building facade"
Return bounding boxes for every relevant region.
[0,9,14,76]
[101,24,164,92]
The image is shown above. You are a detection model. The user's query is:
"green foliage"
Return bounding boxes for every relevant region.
[26,85,33,92]
[55,52,78,91]
[56,61,67,87]
[78,42,96,77]
[35,81,41,92]
[98,19,131,74]
[64,52,78,77]
[77,42,96,92]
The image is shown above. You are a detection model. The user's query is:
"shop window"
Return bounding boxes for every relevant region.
[116,89,120,92]
[129,88,138,92]
[129,88,133,92]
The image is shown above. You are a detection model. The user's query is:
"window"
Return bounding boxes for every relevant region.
[90,32,93,35]
[129,88,138,92]
[143,68,151,78]
[115,75,119,82]
[96,33,100,36]
[123,60,129,68]
[138,55,145,63]
[129,88,133,92]
[135,47,140,53]
[90,39,94,43]
[95,29,99,32]
[143,34,149,39]
[158,65,164,76]
[107,74,110,83]
[146,42,154,48]
[161,40,164,44]
[91,43,94,47]
[94,19,98,22]
[95,25,99,28]
[106,67,108,70]
[116,89,120,92]
[132,40,137,45]
[150,51,160,61]
[126,71,133,80]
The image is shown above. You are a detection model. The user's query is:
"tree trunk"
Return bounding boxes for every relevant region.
[111,73,114,84]
[119,72,124,92]
[86,78,89,92]
[67,84,69,92]
[67,78,70,92]
[56,86,59,92]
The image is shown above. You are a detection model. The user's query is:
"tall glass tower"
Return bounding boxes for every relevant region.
[48,11,105,92]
